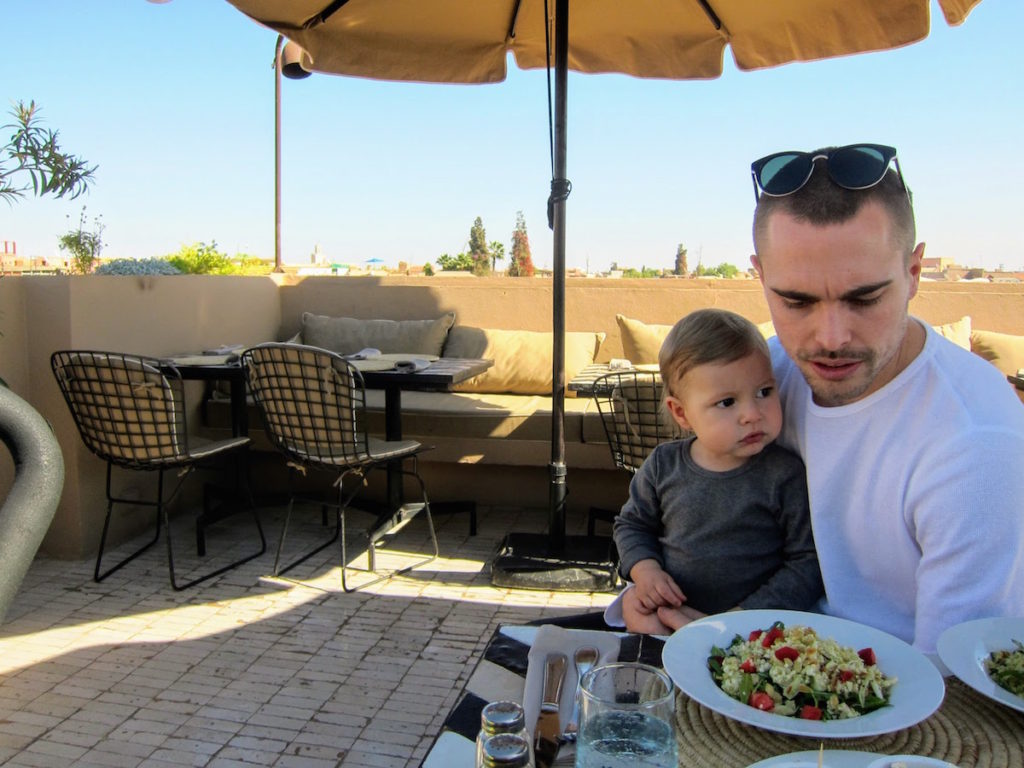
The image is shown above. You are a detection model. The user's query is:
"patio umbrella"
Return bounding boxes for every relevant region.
[222,0,984,586]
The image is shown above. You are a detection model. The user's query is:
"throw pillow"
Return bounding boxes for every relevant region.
[931,315,972,350]
[300,312,455,356]
[616,315,673,364]
[444,327,606,395]
[970,328,1024,376]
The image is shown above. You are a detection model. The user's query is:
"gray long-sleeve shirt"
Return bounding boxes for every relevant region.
[613,438,823,614]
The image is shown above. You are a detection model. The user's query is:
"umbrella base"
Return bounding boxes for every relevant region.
[490,533,619,592]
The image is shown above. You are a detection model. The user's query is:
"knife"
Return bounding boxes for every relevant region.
[533,652,568,768]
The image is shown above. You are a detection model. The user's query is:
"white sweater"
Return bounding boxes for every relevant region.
[772,321,1024,653]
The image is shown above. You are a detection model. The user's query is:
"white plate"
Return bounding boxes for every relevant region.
[662,609,945,738]
[936,616,1024,714]
[747,751,879,768]
[747,751,954,768]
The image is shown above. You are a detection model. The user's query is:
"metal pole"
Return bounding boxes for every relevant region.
[548,0,569,550]
[273,35,284,273]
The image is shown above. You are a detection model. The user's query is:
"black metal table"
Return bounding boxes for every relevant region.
[359,357,492,524]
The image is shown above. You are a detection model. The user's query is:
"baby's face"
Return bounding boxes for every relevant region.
[665,351,782,472]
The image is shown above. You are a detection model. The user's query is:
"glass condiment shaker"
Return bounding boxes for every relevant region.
[479,733,533,768]
[475,701,533,768]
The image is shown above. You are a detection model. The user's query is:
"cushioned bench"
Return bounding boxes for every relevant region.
[203,312,619,473]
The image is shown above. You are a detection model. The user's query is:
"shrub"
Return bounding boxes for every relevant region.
[95,258,180,276]
[167,241,234,275]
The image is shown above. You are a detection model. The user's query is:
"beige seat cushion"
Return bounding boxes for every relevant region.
[300,312,455,356]
[444,327,605,395]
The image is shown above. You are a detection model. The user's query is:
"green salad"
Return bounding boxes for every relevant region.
[984,639,1024,697]
[707,621,896,720]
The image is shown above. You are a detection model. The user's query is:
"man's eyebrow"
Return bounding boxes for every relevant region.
[770,280,892,303]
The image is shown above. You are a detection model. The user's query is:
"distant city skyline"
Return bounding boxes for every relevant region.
[2,1,1022,273]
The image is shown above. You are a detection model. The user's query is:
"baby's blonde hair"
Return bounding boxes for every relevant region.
[659,309,770,399]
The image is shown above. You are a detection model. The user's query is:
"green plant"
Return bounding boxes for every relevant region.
[58,206,105,274]
[693,262,740,279]
[468,216,491,275]
[166,241,235,274]
[232,254,273,275]
[508,211,535,277]
[1,100,95,204]
[423,262,434,276]
[674,244,688,276]
[436,252,474,272]
[489,240,505,272]
[94,258,180,275]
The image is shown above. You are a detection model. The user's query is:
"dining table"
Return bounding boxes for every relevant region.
[355,356,493,520]
[421,622,1024,768]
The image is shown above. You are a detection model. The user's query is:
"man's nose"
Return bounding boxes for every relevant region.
[814,304,852,350]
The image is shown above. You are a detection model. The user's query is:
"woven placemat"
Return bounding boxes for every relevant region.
[675,678,1024,767]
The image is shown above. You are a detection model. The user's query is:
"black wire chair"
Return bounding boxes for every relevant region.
[50,350,266,590]
[589,370,685,534]
[241,343,438,592]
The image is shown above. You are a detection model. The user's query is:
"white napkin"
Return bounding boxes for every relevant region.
[523,625,620,739]
[345,347,381,360]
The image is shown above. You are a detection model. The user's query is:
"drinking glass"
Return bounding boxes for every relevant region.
[575,662,677,768]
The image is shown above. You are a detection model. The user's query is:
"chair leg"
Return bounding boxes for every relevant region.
[272,470,345,578]
[165,454,268,591]
[340,462,440,593]
[94,463,161,583]
[588,506,618,536]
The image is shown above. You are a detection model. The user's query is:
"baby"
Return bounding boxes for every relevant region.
[610,308,823,634]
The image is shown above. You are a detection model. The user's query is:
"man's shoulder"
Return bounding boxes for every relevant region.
[924,331,1024,432]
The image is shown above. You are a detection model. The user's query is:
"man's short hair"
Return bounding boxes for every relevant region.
[752,150,916,259]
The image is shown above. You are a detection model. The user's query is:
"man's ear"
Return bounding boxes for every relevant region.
[907,242,925,300]
[664,395,692,432]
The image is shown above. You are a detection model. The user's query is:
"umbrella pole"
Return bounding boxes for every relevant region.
[548,0,569,553]
[489,0,617,593]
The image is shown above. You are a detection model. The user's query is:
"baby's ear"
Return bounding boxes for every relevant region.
[664,395,692,431]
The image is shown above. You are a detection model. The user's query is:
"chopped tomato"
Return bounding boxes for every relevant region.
[748,691,775,711]
[748,629,763,642]
[838,669,855,682]
[740,658,757,673]
[858,647,877,666]
[761,627,784,648]
[774,646,800,662]
[799,705,823,720]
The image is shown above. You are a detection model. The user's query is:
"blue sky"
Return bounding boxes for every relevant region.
[2,0,1022,273]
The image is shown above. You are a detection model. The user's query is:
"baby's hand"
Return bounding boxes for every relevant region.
[629,560,685,612]
[656,604,707,631]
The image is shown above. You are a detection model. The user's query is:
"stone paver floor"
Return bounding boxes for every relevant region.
[0,502,616,768]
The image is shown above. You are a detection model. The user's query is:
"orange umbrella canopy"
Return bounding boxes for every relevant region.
[226,0,982,83]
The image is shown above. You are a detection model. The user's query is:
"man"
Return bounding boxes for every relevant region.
[749,144,1024,655]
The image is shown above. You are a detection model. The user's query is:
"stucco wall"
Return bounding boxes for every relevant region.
[2,273,1022,560]
[2,276,281,558]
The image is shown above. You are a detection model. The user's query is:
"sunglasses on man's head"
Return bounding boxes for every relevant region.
[750,143,906,202]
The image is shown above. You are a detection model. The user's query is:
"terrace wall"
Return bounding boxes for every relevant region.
[1,274,1021,559]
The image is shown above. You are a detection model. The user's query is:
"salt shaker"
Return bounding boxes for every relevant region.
[479,733,533,768]
[475,701,533,768]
